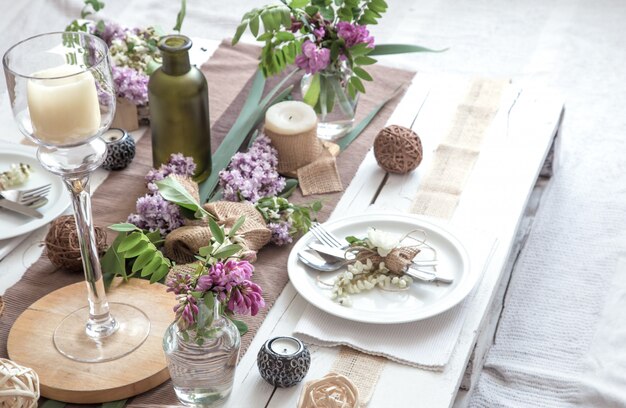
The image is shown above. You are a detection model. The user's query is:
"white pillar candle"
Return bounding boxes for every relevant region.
[265,101,317,135]
[269,337,301,356]
[27,64,101,145]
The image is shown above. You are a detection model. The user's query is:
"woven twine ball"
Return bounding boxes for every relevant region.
[45,215,108,272]
[373,125,423,174]
[0,359,39,408]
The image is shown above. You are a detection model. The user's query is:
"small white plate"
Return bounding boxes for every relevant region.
[288,213,473,324]
[0,143,71,240]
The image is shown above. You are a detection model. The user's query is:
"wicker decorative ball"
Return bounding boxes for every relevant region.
[45,216,108,273]
[373,125,423,174]
[0,358,39,408]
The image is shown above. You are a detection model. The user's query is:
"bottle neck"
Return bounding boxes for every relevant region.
[158,35,193,76]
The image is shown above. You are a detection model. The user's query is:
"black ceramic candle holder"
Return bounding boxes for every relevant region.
[257,336,311,388]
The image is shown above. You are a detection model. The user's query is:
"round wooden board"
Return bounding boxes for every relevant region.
[7,278,177,403]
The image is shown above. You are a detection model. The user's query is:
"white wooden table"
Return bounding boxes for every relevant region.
[227,75,563,407]
[0,40,563,407]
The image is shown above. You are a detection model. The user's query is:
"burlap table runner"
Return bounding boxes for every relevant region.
[0,40,414,406]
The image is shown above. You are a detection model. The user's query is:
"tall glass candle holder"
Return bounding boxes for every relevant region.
[3,32,150,362]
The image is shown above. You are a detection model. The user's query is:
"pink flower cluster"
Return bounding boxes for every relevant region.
[336,22,375,48]
[296,40,331,74]
[167,259,265,329]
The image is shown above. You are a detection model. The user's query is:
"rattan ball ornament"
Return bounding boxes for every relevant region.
[45,215,108,273]
[0,358,40,408]
[373,125,423,174]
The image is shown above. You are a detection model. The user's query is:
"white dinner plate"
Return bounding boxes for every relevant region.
[0,143,71,240]
[288,213,473,324]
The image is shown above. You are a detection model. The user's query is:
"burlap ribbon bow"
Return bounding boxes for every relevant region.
[348,245,421,274]
[162,176,271,264]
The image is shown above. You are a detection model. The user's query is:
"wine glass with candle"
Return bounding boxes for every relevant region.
[3,32,150,362]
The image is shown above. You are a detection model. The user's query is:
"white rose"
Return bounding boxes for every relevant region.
[367,228,400,257]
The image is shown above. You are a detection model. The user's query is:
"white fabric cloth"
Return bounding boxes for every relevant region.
[294,234,495,370]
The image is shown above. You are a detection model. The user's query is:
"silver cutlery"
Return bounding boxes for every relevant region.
[308,242,439,267]
[0,184,51,218]
[298,248,451,283]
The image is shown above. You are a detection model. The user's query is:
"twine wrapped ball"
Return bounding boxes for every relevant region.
[373,125,423,174]
[0,358,40,408]
[45,215,108,272]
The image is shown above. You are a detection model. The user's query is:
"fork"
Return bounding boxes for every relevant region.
[1,184,51,207]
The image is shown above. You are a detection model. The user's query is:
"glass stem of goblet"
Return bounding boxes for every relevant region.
[63,173,119,339]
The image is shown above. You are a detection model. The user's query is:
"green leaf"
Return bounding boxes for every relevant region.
[232,21,248,45]
[353,66,373,81]
[290,0,309,7]
[311,200,323,212]
[303,73,321,107]
[275,31,295,41]
[229,216,246,237]
[173,0,186,32]
[108,223,139,232]
[305,5,319,15]
[337,83,405,151]
[230,318,249,336]
[118,232,143,252]
[208,218,225,244]
[369,44,448,56]
[261,10,276,31]
[132,249,154,273]
[355,55,377,65]
[349,76,366,93]
[141,256,162,277]
[156,177,208,218]
[279,178,299,198]
[122,240,150,259]
[102,400,128,408]
[101,233,127,285]
[349,43,372,56]
[198,244,214,257]
[213,244,243,259]
[249,15,260,37]
[280,8,292,28]
[150,264,170,283]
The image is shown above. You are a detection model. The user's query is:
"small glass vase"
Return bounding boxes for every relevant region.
[163,299,241,407]
[301,63,359,141]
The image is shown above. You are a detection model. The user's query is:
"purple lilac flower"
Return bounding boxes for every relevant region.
[90,20,126,45]
[219,135,286,203]
[127,193,184,235]
[228,281,265,316]
[111,65,149,106]
[166,272,194,295]
[268,221,293,246]
[336,22,375,48]
[313,26,326,40]
[146,153,197,193]
[295,40,331,74]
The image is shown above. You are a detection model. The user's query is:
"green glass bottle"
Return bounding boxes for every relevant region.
[149,35,211,182]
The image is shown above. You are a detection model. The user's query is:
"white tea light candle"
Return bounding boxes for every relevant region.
[265,101,317,135]
[270,337,301,356]
[27,65,101,146]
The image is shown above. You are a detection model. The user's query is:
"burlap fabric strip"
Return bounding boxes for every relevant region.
[0,40,414,407]
[265,126,343,196]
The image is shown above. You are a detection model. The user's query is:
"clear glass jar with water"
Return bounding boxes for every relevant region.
[163,301,241,407]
